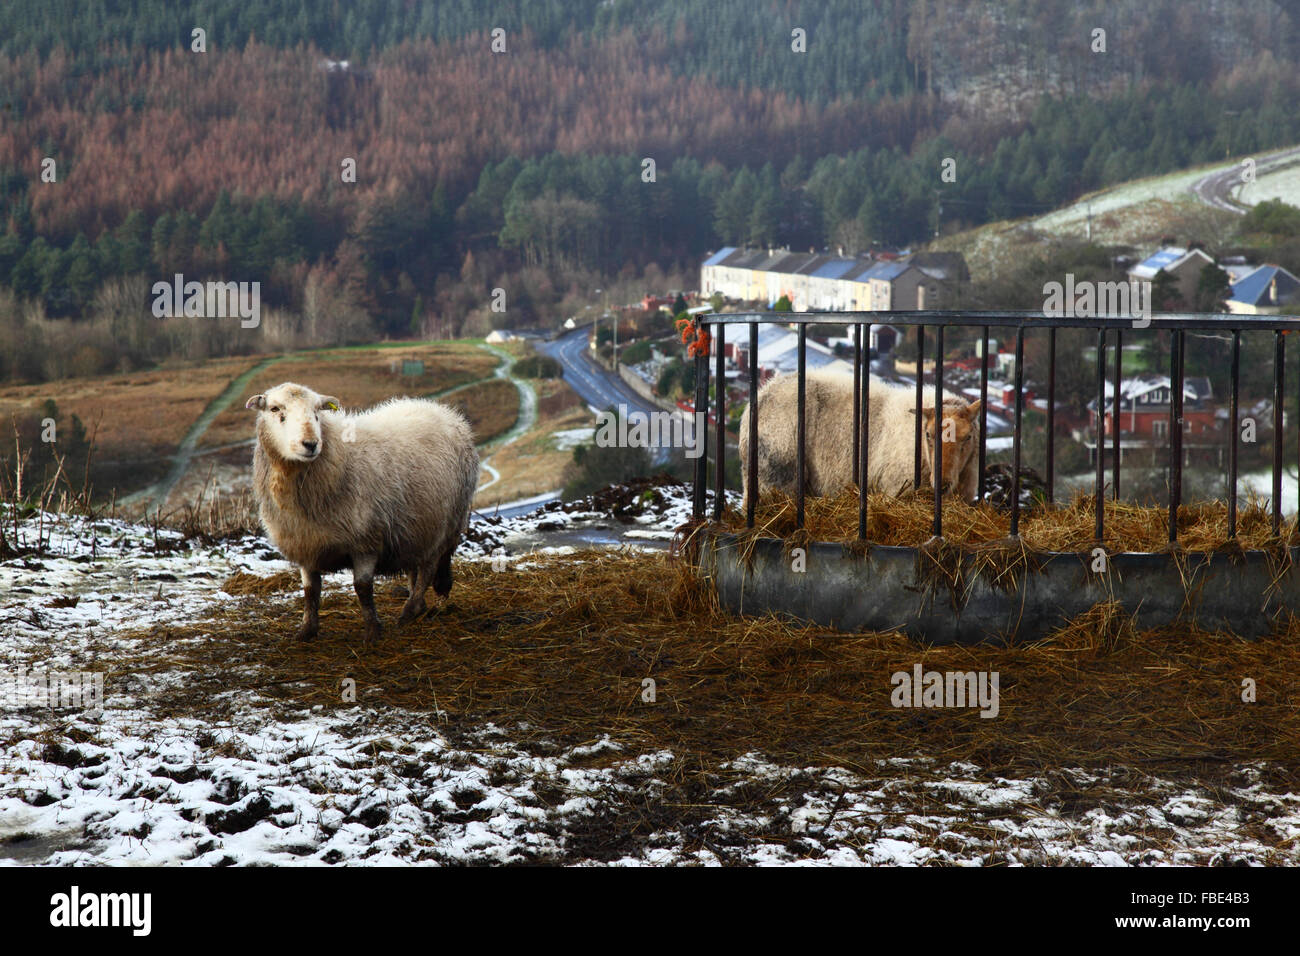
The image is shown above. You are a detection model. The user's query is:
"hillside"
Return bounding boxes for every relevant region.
[3,1,1300,376]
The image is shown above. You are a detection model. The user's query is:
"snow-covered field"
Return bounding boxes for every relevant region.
[2,489,1298,865]
[1032,167,1217,237]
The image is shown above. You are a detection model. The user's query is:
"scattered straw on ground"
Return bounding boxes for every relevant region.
[115,552,1300,786]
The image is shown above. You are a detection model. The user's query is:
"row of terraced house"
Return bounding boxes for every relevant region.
[700,247,969,313]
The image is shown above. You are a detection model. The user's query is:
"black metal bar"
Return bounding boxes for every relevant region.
[859,361,869,540]
[796,323,807,529]
[1169,330,1185,545]
[933,324,944,538]
[693,343,708,519]
[1095,326,1106,542]
[914,325,925,489]
[853,325,862,490]
[746,323,759,528]
[1011,326,1026,537]
[1229,330,1240,538]
[1112,328,1122,501]
[713,323,726,521]
[1274,331,1285,534]
[1047,327,1056,504]
[699,309,1300,333]
[978,326,989,501]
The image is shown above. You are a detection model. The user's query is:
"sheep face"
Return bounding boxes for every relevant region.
[245,383,341,464]
[920,400,982,496]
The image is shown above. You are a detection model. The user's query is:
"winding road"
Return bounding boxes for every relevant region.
[536,327,688,467]
[1189,145,1300,214]
[535,327,666,418]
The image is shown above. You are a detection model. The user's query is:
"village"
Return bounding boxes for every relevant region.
[551,239,1300,492]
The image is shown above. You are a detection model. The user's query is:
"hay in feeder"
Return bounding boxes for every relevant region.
[717,488,1298,555]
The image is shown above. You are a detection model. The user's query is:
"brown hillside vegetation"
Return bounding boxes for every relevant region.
[0,355,260,464]
[0,34,913,241]
[447,378,520,446]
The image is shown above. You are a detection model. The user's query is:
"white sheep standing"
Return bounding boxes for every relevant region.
[738,369,983,502]
[246,382,479,643]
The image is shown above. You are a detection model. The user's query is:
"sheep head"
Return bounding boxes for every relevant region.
[246,383,342,464]
[919,400,982,496]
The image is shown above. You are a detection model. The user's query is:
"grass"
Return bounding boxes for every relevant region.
[199,344,499,448]
[0,356,263,465]
[445,377,520,445]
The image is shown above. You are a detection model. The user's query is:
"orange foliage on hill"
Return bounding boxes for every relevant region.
[0,31,921,240]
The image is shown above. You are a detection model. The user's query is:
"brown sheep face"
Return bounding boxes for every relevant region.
[920,400,982,496]
[245,383,341,463]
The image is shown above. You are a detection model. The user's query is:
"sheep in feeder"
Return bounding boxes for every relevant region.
[737,370,982,502]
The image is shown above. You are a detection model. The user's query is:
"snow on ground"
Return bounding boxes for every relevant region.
[1236,160,1300,210]
[1031,147,1300,238]
[0,513,293,654]
[465,477,719,557]
[549,427,597,451]
[1238,467,1300,516]
[3,492,1298,865]
[1032,167,1215,237]
[5,698,1295,865]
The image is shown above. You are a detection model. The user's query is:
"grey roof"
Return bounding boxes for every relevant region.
[810,259,861,280]
[702,247,955,290]
[909,251,970,282]
[766,251,817,274]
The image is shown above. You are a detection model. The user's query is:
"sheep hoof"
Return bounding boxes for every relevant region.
[396,603,427,627]
[363,621,382,644]
[296,622,319,642]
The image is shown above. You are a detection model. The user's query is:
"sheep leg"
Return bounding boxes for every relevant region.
[396,566,430,626]
[432,545,454,597]
[297,568,321,642]
[351,553,382,644]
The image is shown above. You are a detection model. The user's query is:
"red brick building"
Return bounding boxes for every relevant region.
[1085,375,1219,465]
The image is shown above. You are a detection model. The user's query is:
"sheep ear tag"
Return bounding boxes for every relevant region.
[326,402,340,411]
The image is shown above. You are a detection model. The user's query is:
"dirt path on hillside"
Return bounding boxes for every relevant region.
[117,356,280,514]
[474,344,538,493]
[122,344,536,515]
